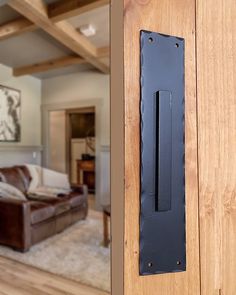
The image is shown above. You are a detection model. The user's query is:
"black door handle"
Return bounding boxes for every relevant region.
[140,30,186,275]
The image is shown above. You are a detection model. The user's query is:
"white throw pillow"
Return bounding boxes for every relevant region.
[0,182,27,201]
[26,164,71,192]
[26,164,42,190]
[42,168,71,190]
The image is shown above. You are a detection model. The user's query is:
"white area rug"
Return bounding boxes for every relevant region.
[0,210,110,292]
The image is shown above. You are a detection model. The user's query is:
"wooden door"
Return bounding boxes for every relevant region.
[111,0,236,295]
[197,1,236,294]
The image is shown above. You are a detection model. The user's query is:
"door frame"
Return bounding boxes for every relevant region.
[110,0,124,293]
[42,98,103,209]
[65,106,95,183]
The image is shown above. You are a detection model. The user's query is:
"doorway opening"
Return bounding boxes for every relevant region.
[66,107,96,196]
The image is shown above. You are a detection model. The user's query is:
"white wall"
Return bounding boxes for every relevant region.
[0,64,42,167]
[42,70,110,207]
[42,71,110,145]
[0,147,42,167]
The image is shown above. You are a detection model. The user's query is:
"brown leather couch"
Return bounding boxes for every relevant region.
[0,166,88,252]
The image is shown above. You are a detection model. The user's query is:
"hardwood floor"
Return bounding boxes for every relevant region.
[0,256,109,295]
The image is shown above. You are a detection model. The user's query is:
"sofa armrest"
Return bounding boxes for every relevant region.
[0,198,31,251]
[71,184,88,195]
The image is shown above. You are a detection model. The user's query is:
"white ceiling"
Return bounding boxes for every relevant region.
[0,2,110,79]
[68,5,109,48]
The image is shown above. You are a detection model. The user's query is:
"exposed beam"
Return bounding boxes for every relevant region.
[13,45,110,76]
[0,17,35,41]
[49,0,110,22]
[0,0,109,41]
[13,56,87,77]
[8,0,109,74]
[96,46,109,58]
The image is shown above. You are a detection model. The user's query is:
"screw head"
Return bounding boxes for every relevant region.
[148,37,154,43]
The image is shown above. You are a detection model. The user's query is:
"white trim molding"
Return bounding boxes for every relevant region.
[0,145,43,167]
[97,144,110,207]
[0,145,43,152]
[100,145,110,152]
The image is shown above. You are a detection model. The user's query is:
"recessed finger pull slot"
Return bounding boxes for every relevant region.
[140,31,186,275]
[156,90,172,212]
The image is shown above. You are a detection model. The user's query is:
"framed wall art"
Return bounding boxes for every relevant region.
[0,85,21,142]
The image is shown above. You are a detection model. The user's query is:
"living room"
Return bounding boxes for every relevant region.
[0,1,110,294]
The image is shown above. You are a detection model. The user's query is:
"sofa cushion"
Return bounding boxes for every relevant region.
[30,201,55,225]
[36,198,71,215]
[65,192,87,209]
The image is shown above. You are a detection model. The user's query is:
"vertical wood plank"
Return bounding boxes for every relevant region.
[123,0,200,294]
[197,0,236,294]
[110,0,124,294]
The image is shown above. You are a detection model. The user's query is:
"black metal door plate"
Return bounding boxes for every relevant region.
[140,30,186,275]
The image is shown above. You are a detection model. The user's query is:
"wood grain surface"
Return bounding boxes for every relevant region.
[197,0,236,294]
[0,256,109,295]
[123,0,200,294]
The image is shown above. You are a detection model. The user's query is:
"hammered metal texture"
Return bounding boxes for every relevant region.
[140,30,186,275]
